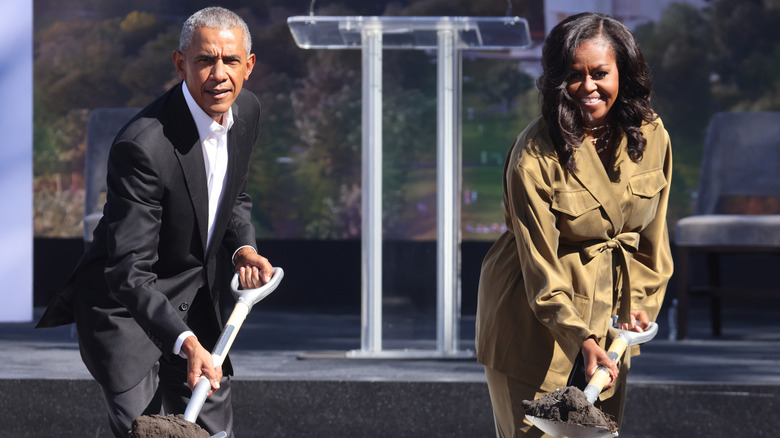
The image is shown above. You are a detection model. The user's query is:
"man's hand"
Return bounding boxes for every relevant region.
[233,247,274,290]
[180,335,222,396]
[581,336,619,390]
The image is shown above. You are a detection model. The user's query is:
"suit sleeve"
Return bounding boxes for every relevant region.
[222,170,257,253]
[222,94,261,254]
[103,139,191,355]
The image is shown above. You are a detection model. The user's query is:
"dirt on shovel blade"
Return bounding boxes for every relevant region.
[522,386,618,433]
[128,414,210,438]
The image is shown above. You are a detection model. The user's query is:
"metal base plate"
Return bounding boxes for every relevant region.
[526,415,618,438]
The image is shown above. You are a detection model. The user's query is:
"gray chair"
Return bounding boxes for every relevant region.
[675,112,780,339]
[83,108,139,246]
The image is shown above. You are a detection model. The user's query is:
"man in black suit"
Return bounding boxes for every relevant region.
[36,7,272,437]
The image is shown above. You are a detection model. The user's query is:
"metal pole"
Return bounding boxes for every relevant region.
[436,26,462,355]
[360,23,383,353]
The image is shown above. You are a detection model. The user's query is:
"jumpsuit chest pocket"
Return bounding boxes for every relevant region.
[629,168,667,198]
[627,168,667,227]
[552,189,604,236]
[552,189,600,216]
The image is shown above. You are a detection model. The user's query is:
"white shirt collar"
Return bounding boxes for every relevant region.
[181,82,234,140]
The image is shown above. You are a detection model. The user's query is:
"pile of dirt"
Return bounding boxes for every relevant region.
[522,386,618,433]
[128,414,210,438]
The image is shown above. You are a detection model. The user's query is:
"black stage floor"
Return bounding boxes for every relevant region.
[2,296,779,437]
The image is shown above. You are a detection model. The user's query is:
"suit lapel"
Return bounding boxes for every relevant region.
[168,87,209,256]
[176,142,209,257]
[206,100,248,258]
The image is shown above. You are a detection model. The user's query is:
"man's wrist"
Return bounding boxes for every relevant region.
[232,245,257,266]
[175,332,197,358]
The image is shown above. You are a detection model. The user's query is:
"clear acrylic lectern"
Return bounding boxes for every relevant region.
[288,16,531,359]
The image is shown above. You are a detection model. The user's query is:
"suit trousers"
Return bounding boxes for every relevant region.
[100,360,233,437]
[100,287,234,437]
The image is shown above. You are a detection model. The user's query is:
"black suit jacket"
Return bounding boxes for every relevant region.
[37,84,261,393]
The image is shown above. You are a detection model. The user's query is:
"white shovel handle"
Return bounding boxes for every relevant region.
[230,267,285,310]
[183,267,284,423]
[608,320,659,346]
[583,322,658,404]
[184,377,212,423]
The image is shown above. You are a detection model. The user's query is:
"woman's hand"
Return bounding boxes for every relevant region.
[619,309,650,332]
[581,336,619,390]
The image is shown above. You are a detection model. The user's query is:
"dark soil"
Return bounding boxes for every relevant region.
[128,414,210,438]
[522,386,618,433]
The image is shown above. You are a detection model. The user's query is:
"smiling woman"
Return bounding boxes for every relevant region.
[537,12,655,174]
[476,12,673,437]
[566,37,620,167]
[566,38,619,128]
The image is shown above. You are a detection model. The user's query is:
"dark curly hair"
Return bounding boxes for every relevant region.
[537,12,656,172]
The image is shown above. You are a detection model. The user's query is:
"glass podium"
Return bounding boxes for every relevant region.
[288,16,531,359]
[288,16,531,50]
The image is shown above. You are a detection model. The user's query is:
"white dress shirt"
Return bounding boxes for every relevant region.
[174,83,232,358]
[182,82,232,250]
[173,83,259,358]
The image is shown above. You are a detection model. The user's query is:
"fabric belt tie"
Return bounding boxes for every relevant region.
[582,232,640,326]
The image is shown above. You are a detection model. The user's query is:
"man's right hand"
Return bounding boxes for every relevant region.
[233,247,274,289]
[180,335,222,396]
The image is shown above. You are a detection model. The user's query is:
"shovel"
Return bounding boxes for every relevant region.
[184,267,284,428]
[130,267,284,438]
[525,320,659,438]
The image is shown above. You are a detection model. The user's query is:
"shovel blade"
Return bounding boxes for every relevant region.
[525,415,618,438]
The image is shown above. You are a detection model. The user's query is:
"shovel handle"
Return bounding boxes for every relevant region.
[182,303,256,423]
[582,322,659,404]
[182,306,249,424]
[184,376,211,422]
[583,337,628,404]
[229,267,284,309]
[183,267,284,424]
[182,304,250,424]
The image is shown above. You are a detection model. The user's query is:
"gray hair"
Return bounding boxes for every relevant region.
[179,7,252,55]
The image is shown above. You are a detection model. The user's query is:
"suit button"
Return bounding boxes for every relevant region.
[179,302,189,311]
